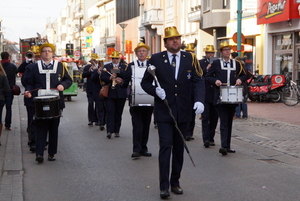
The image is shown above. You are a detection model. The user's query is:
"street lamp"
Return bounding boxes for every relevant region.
[76,13,83,59]
[119,22,128,57]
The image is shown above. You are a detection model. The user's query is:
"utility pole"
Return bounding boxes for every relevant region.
[237,0,243,57]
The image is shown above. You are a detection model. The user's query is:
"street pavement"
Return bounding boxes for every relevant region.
[0,78,300,200]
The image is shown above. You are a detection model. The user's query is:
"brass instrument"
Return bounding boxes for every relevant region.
[25,51,34,59]
[103,68,117,89]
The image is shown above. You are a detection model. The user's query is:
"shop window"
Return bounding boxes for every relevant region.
[275,34,293,50]
[296,32,300,43]
[275,54,293,76]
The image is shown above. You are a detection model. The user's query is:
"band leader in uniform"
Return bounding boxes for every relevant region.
[141,26,205,199]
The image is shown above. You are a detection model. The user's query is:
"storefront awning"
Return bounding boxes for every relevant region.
[257,0,300,25]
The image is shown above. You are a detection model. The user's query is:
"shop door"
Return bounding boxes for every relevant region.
[297,47,300,81]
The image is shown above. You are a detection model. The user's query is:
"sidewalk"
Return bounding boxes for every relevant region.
[0,94,23,201]
[0,90,299,200]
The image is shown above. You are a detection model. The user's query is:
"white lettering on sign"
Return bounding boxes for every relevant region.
[267,0,287,15]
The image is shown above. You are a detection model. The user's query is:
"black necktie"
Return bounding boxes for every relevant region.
[172,54,176,75]
[141,62,144,66]
[44,63,52,69]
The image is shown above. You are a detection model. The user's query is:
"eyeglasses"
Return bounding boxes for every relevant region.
[42,51,53,53]
[137,50,148,53]
[222,48,231,52]
[112,58,119,60]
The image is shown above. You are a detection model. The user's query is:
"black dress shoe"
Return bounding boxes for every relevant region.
[141,152,152,157]
[29,145,36,152]
[227,149,236,153]
[36,155,44,163]
[160,189,170,199]
[204,141,210,148]
[48,155,56,161]
[100,125,105,131]
[185,136,194,141]
[107,132,112,139]
[88,122,93,126]
[171,186,183,194]
[131,152,141,158]
[95,122,99,126]
[219,147,228,156]
[210,142,215,146]
[115,133,120,137]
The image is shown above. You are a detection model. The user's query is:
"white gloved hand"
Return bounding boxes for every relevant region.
[193,102,204,115]
[155,87,166,100]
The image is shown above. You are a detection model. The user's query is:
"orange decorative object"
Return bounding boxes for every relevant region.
[107,47,116,59]
[86,26,94,34]
[125,40,133,54]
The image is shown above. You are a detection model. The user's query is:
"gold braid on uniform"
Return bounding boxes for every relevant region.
[62,62,70,78]
[191,52,203,77]
[235,60,246,76]
[124,63,129,71]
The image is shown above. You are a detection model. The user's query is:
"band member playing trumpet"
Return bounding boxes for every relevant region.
[128,42,153,158]
[205,41,247,156]
[100,51,132,139]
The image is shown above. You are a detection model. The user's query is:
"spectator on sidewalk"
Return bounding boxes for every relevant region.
[0,52,18,130]
[0,63,11,145]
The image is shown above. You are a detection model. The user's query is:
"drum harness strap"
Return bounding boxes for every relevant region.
[220,58,236,86]
[37,60,59,96]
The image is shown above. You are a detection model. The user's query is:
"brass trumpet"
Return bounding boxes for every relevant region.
[103,68,117,89]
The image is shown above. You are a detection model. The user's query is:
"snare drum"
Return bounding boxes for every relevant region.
[130,66,154,106]
[219,86,243,104]
[34,95,61,119]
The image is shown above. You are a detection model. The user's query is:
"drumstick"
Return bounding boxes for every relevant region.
[22,87,41,95]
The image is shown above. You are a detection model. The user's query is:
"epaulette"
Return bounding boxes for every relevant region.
[191,52,203,77]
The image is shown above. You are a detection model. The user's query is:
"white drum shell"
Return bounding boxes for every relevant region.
[131,66,154,106]
[219,86,244,104]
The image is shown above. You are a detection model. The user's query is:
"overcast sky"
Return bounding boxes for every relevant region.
[0,0,67,43]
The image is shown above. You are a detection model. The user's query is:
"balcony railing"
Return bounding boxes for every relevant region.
[141,7,163,26]
[188,5,201,23]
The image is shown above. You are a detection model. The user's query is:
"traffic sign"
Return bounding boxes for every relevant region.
[232,32,245,44]
[75,50,80,56]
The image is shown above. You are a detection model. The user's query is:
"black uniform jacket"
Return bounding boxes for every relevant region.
[141,51,205,123]
[100,62,132,99]
[205,58,247,105]
[24,61,73,109]
[200,58,215,103]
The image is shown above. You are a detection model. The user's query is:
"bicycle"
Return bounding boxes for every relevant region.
[282,77,300,106]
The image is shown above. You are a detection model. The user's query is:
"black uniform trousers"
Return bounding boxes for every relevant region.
[130,106,153,153]
[35,117,60,156]
[202,102,218,143]
[215,104,236,149]
[186,108,196,138]
[87,92,98,123]
[105,97,126,133]
[25,104,36,145]
[157,121,187,190]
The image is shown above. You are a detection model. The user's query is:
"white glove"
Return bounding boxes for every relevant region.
[155,87,166,100]
[193,102,204,115]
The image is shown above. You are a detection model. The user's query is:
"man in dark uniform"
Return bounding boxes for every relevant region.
[199,45,219,148]
[141,26,205,199]
[24,43,72,163]
[128,42,153,158]
[18,48,41,151]
[206,41,247,156]
[100,51,132,139]
[0,52,18,130]
[82,57,99,126]
[90,59,106,131]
